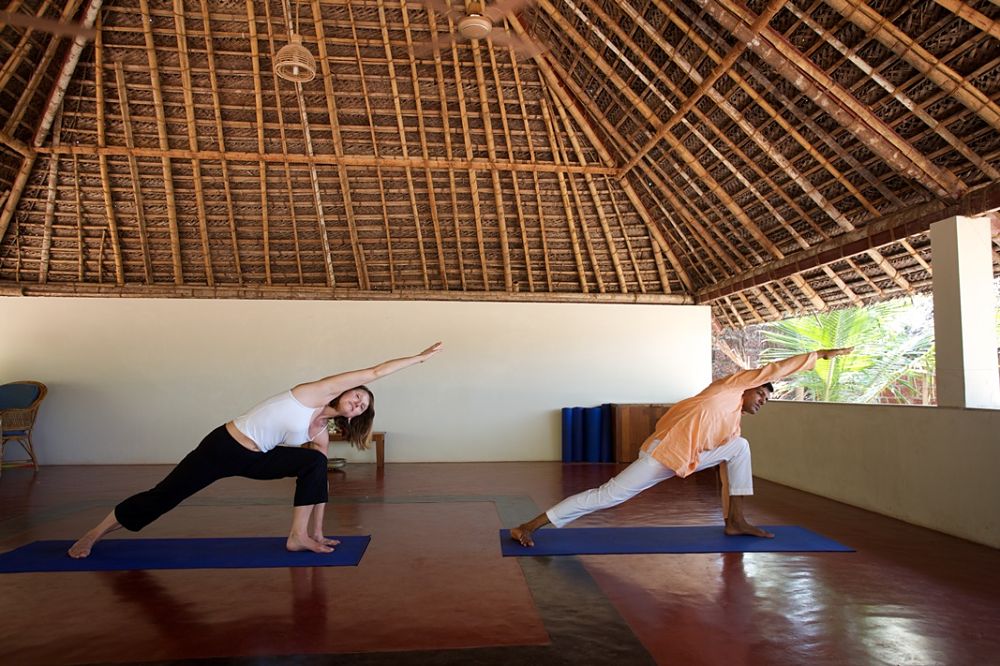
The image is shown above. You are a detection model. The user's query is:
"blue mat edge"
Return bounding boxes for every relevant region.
[0,535,372,573]
[498,525,854,556]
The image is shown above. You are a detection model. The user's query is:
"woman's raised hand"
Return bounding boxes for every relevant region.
[818,347,854,359]
[418,342,443,360]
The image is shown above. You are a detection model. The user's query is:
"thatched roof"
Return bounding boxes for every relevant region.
[2,0,999,326]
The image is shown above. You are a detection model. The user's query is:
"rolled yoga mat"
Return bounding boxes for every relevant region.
[570,407,584,461]
[499,526,852,556]
[0,536,371,573]
[561,408,574,462]
[582,407,602,462]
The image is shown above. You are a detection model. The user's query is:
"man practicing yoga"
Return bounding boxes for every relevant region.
[69,342,443,558]
[510,348,852,547]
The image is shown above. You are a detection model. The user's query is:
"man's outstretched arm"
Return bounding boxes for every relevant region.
[722,347,854,390]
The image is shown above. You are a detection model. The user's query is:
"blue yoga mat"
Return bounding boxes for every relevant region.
[0,536,371,573]
[499,526,852,556]
[570,407,584,461]
[582,407,602,462]
[561,408,573,462]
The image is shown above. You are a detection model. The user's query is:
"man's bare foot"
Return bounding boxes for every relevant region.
[310,535,341,547]
[286,533,334,553]
[509,525,536,547]
[724,521,774,538]
[68,533,99,559]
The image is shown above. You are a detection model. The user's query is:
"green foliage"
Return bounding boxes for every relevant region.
[757,298,935,404]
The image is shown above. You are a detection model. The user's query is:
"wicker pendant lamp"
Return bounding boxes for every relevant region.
[275,33,315,83]
[274,0,315,83]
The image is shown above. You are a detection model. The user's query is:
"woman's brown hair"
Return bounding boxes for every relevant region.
[330,386,375,450]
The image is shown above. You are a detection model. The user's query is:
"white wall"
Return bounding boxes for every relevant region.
[742,401,1000,548]
[1,297,711,464]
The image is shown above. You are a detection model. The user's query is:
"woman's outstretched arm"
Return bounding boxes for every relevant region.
[292,342,443,407]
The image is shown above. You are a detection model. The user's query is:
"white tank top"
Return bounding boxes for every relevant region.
[232,390,316,453]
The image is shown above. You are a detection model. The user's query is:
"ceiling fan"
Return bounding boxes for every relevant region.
[417,0,545,59]
[0,10,96,40]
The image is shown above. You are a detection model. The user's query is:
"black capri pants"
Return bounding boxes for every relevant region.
[115,425,329,532]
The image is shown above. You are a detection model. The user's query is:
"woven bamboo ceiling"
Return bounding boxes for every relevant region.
[2,0,999,327]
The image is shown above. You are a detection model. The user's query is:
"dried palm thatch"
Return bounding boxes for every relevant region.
[1,0,998,326]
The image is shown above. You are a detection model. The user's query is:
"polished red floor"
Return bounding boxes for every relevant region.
[1,462,998,665]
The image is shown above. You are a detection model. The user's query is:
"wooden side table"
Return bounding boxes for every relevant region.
[609,403,672,463]
[329,431,386,467]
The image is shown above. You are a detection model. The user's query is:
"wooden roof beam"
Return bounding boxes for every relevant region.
[377,0,430,290]
[349,1,396,290]
[488,37,536,293]
[114,62,153,284]
[505,32,540,293]
[263,2,304,285]
[0,0,55,93]
[540,0,785,274]
[548,68,630,293]
[140,0,182,283]
[93,21,124,285]
[647,0,909,296]
[698,182,1000,302]
[402,1,448,289]
[32,0,98,148]
[571,0,783,276]
[5,0,82,138]
[696,0,964,199]
[33,143,617,175]
[785,1,1000,182]
[427,8,466,290]
[174,0,214,286]
[0,128,33,158]
[0,281,694,304]
[932,0,1000,42]
[826,0,1000,135]
[38,117,59,284]
[604,176,647,293]
[538,88,590,292]
[512,10,694,292]
[471,40,514,291]
[313,0,366,287]
[199,0,243,284]
[659,9,910,296]
[619,0,785,177]
[553,117,605,293]
[448,30,490,290]
[245,0,272,285]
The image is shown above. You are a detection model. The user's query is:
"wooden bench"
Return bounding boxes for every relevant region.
[329,431,386,468]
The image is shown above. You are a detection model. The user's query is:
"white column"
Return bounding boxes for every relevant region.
[930,215,1000,409]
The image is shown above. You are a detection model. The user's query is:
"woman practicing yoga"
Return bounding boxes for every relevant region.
[68,342,443,558]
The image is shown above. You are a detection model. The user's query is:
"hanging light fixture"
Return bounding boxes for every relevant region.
[274,0,316,83]
[275,33,316,83]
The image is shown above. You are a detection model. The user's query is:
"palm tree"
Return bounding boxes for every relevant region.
[757,298,935,404]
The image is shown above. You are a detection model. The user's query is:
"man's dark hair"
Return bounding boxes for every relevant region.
[761,382,774,392]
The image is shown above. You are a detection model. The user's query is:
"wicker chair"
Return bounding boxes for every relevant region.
[0,381,47,476]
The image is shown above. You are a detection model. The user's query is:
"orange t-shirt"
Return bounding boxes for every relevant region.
[640,352,818,476]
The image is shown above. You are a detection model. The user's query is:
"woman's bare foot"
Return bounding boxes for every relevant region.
[68,532,99,559]
[509,525,536,547]
[67,512,122,558]
[724,520,774,538]
[286,532,334,553]
[310,535,341,547]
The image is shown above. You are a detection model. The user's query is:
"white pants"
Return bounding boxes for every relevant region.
[545,436,754,528]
